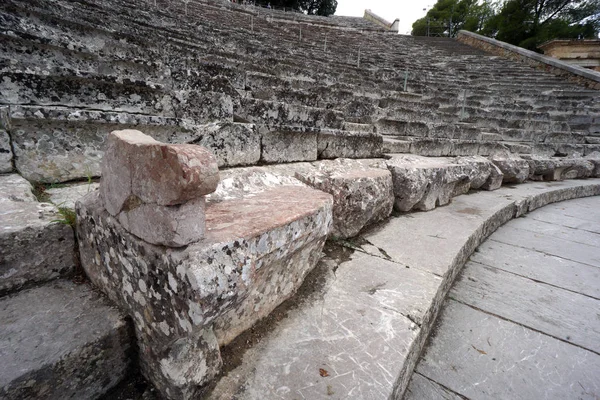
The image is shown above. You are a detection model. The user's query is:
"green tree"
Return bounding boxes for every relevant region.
[486,0,599,50]
[267,0,337,16]
[412,0,496,37]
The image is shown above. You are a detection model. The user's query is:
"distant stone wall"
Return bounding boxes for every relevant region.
[538,39,600,72]
[457,30,600,90]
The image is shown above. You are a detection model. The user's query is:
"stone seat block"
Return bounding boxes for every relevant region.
[317,129,383,159]
[0,174,75,296]
[490,154,531,183]
[521,155,595,181]
[385,155,499,212]
[8,105,194,183]
[76,183,333,399]
[586,152,600,177]
[293,159,394,238]
[0,280,131,399]
[236,98,344,129]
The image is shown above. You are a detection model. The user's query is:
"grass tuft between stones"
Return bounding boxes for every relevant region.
[52,206,77,227]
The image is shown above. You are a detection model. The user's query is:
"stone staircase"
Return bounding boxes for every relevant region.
[1,0,600,399]
[0,174,132,399]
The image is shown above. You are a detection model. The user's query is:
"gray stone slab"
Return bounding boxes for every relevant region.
[0,201,75,296]
[0,280,131,399]
[361,190,517,276]
[451,262,600,352]
[360,180,600,277]
[405,373,464,400]
[491,225,600,267]
[0,174,36,203]
[0,130,12,174]
[261,129,317,163]
[0,107,12,174]
[529,207,600,234]
[417,300,600,400]
[471,240,600,299]
[506,214,600,247]
[46,182,100,210]
[208,251,429,399]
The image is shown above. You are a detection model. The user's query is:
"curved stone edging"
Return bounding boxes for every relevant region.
[393,179,600,399]
[457,30,600,90]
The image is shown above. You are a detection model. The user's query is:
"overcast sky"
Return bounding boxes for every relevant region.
[335,0,433,35]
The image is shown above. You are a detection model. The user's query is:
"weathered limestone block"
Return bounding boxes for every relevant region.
[173,91,233,123]
[9,106,193,183]
[76,184,332,399]
[0,174,37,203]
[489,155,531,183]
[585,152,600,177]
[294,159,394,238]
[385,155,471,212]
[260,126,317,163]
[521,155,594,181]
[100,130,219,247]
[317,130,383,159]
[0,107,12,173]
[0,174,75,296]
[0,281,131,399]
[456,156,504,191]
[46,182,100,210]
[409,138,454,157]
[176,122,260,167]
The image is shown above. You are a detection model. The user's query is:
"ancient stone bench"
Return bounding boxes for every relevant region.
[76,130,333,398]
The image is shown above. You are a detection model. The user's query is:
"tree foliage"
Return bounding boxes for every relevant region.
[412,0,496,37]
[412,0,600,51]
[266,0,337,16]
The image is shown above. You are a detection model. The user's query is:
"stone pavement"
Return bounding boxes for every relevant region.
[407,196,600,399]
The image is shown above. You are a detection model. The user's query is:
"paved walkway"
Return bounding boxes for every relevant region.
[406,196,600,399]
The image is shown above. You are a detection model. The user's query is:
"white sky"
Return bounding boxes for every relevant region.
[335,0,433,35]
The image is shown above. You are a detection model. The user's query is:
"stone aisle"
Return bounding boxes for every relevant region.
[406,196,600,399]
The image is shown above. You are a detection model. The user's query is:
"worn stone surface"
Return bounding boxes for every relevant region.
[490,154,531,183]
[317,130,383,159]
[0,174,37,203]
[260,127,317,163]
[208,180,600,400]
[405,373,463,400]
[452,261,600,352]
[46,182,100,210]
[76,184,332,399]
[294,159,394,238]
[101,130,219,210]
[413,195,600,400]
[177,122,261,168]
[456,155,503,190]
[117,197,207,248]
[0,198,75,296]
[385,155,471,212]
[416,300,600,400]
[9,106,191,183]
[522,155,594,180]
[208,251,432,400]
[99,130,219,247]
[210,160,392,239]
[472,234,600,299]
[0,107,12,173]
[585,151,600,177]
[0,280,131,399]
[492,223,600,266]
[207,167,307,203]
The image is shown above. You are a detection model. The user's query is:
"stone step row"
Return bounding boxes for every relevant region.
[0,172,133,399]
[205,179,600,400]
[3,104,385,182]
